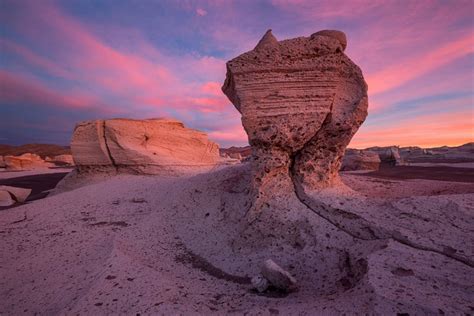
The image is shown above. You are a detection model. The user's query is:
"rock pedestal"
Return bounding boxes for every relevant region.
[222,29,368,208]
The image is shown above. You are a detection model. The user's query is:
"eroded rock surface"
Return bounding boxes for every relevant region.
[4,153,53,171]
[222,29,368,210]
[71,118,220,175]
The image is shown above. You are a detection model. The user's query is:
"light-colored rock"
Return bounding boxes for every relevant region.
[251,274,269,292]
[0,190,15,206]
[368,146,405,166]
[261,259,297,290]
[222,29,368,211]
[71,118,220,175]
[341,150,381,171]
[52,154,74,166]
[0,185,32,206]
[4,153,54,171]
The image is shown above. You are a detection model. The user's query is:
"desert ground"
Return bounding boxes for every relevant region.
[1,160,473,314]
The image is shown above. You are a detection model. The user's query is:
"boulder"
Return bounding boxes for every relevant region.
[71,118,220,175]
[222,29,368,208]
[260,259,297,291]
[251,274,269,293]
[341,150,381,171]
[4,153,53,171]
[0,185,32,206]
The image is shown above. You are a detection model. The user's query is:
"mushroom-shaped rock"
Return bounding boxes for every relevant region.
[222,30,368,209]
[71,118,220,175]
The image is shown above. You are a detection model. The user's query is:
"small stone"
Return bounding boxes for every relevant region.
[251,274,269,292]
[261,259,297,290]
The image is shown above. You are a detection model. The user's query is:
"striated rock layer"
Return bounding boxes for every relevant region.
[222,29,368,210]
[71,118,220,175]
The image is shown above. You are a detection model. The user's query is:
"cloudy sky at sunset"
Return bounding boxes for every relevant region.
[1,0,473,148]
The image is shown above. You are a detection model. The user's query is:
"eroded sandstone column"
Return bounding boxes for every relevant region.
[222,29,368,207]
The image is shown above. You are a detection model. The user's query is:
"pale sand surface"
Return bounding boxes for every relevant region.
[1,165,473,314]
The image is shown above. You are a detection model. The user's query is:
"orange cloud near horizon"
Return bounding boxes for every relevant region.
[350,110,474,149]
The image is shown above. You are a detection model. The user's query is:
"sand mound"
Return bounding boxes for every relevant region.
[1,164,473,314]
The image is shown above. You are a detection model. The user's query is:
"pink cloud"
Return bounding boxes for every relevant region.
[0,39,72,79]
[0,70,115,114]
[366,35,474,96]
[208,124,248,144]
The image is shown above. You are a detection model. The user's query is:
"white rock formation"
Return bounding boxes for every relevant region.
[4,153,54,171]
[341,150,381,171]
[71,118,220,175]
[261,259,297,290]
[0,185,32,206]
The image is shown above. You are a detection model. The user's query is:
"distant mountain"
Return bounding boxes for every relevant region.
[0,144,71,158]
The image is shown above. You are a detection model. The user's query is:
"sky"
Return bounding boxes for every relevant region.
[0,0,473,149]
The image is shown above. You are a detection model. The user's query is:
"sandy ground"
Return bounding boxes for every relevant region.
[352,164,474,183]
[0,164,473,314]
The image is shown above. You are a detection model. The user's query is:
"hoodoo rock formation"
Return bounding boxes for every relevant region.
[222,29,368,209]
[71,118,220,175]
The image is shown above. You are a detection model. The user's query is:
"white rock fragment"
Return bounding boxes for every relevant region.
[0,185,32,206]
[251,274,269,292]
[261,259,297,290]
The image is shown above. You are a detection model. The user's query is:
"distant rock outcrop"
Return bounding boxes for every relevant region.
[341,150,381,171]
[0,156,5,168]
[4,153,54,171]
[71,118,220,175]
[222,29,368,207]
[46,154,75,166]
[0,144,70,158]
[367,146,405,166]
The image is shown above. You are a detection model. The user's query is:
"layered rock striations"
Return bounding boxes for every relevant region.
[71,118,220,175]
[222,29,368,208]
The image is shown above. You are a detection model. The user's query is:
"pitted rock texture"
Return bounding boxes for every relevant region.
[222,29,368,207]
[71,118,220,175]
